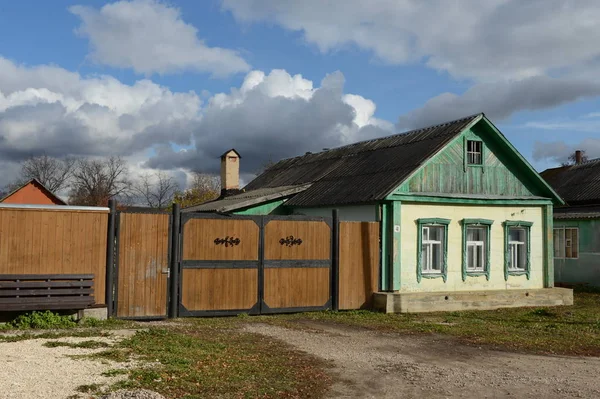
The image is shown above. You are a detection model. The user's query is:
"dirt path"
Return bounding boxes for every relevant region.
[245,322,600,399]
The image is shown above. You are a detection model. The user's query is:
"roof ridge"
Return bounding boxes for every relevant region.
[271,112,483,167]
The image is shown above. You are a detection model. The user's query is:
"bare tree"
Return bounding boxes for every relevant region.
[173,171,220,208]
[133,171,180,208]
[69,156,131,206]
[561,150,589,166]
[254,155,276,177]
[6,155,75,193]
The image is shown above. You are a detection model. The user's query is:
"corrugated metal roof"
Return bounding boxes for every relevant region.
[554,212,600,220]
[541,158,600,206]
[183,184,310,213]
[244,113,482,207]
[554,205,600,220]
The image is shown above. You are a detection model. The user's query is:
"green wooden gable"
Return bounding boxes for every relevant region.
[391,116,563,203]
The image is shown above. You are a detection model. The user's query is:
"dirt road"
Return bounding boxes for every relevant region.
[246,322,600,399]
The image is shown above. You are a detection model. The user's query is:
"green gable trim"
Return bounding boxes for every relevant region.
[388,193,553,206]
[461,219,493,281]
[386,115,564,205]
[503,220,533,281]
[416,218,450,283]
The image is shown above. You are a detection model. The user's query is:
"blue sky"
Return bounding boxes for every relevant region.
[0,0,599,187]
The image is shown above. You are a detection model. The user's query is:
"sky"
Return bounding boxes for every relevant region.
[0,0,599,188]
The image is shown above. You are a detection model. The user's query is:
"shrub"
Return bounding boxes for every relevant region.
[10,311,77,329]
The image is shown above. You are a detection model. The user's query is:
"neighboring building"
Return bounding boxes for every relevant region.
[0,179,66,205]
[187,113,572,312]
[541,154,600,287]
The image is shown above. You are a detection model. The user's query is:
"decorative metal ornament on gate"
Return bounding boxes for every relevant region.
[279,235,303,246]
[214,236,241,247]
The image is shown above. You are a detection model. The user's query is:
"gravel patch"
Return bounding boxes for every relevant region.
[99,389,165,399]
[0,333,133,399]
[246,322,600,399]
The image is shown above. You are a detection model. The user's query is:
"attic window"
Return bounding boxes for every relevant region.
[467,140,483,165]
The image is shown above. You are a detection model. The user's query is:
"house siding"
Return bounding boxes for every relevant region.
[1,182,64,205]
[398,203,545,292]
[233,199,290,215]
[554,218,600,287]
[396,125,539,197]
[293,205,379,222]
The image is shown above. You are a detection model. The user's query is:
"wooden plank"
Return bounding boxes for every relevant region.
[182,218,259,261]
[264,220,330,260]
[338,222,380,310]
[263,267,329,308]
[0,288,94,297]
[0,274,94,280]
[0,208,107,305]
[116,213,169,318]
[0,281,93,288]
[181,268,258,311]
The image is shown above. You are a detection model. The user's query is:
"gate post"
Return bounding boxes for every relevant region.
[331,209,340,311]
[105,199,117,317]
[168,203,181,318]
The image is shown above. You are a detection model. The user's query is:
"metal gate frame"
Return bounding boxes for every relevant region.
[112,208,172,320]
[176,213,337,317]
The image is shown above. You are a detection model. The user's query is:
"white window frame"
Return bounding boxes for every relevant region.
[508,227,527,271]
[467,140,483,165]
[466,227,486,272]
[553,227,579,259]
[422,225,444,274]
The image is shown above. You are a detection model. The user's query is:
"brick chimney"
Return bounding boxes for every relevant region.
[575,150,583,164]
[220,149,241,197]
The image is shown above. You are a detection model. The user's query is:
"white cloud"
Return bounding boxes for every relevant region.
[223,0,600,82]
[0,56,202,185]
[146,69,393,173]
[0,58,390,187]
[397,76,600,130]
[70,0,249,76]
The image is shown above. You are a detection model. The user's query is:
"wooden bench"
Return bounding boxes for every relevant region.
[0,274,95,311]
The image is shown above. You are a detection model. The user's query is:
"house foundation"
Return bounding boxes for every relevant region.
[373,288,573,313]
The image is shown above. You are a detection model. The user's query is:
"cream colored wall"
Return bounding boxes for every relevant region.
[399,203,545,292]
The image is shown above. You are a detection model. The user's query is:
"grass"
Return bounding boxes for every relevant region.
[43,340,110,349]
[91,326,332,399]
[243,290,600,356]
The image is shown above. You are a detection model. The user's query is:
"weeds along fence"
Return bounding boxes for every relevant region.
[0,203,380,318]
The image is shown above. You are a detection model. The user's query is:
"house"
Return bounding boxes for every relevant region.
[187,113,573,312]
[0,179,66,206]
[541,154,600,287]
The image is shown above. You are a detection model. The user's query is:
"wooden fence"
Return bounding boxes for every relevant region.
[339,222,380,310]
[0,204,380,317]
[0,206,108,305]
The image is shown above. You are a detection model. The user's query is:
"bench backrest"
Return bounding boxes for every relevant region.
[0,274,95,311]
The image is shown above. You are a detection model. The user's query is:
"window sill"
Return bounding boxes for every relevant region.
[421,273,445,279]
[463,270,490,281]
[507,270,527,275]
[467,164,484,168]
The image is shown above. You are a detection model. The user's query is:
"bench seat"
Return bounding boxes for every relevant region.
[0,274,95,311]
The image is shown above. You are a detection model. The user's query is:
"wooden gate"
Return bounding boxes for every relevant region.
[179,214,260,317]
[114,211,171,319]
[178,214,332,316]
[262,216,332,313]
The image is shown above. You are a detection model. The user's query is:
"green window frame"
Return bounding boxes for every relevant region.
[461,219,493,281]
[503,220,533,280]
[417,218,451,283]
